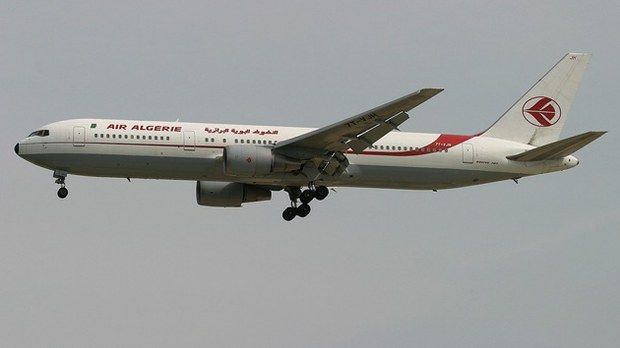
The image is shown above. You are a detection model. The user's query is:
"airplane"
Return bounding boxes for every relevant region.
[15,53,606,221]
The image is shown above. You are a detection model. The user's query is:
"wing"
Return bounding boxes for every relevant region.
[274,88,442,156]
[273,88,443,175]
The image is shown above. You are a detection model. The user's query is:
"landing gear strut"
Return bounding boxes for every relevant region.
[282,184,329,221]
[53,170,68,199]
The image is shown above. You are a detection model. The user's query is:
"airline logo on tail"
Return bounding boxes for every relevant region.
[522,96,561,127]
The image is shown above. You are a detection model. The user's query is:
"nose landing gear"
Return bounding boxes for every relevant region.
[53,170,68,199]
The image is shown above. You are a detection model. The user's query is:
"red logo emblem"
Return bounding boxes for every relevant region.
[522,96,561,127]
[246,157,253,163]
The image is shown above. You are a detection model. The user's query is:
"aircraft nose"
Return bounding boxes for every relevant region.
[14,143,19,155]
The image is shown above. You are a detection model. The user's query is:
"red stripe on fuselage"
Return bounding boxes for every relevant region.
[350,134,475,156]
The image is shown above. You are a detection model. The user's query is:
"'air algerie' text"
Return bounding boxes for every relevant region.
[107,124,182,132]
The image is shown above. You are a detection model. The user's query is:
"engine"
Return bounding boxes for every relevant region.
[223,145,301,177]
[195,181,271,207]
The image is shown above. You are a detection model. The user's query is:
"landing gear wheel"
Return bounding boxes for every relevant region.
[296,203,311,217]
[53,170,69,199]
[314,186,329,200]
[300,189,314,204]
[57,187,68,199]
[283,207,297,221]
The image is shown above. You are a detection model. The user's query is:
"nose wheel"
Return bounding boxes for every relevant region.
[53,170,69,199]
[282,184,328,221]
[57,186,68,199]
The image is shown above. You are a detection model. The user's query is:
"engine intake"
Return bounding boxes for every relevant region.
[196,181,271,207]
[224,145,301,177]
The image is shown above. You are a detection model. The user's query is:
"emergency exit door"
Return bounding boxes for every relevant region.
[183,131,196,151]
[73,127,85,147]
[462,143,474,163]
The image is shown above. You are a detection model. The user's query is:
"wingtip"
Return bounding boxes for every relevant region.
[584,130,607,137]
[420,87,444,95]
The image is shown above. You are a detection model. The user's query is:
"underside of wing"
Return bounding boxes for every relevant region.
[272,88,442,176]
[274,88,443,158]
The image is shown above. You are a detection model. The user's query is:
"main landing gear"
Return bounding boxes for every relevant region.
[282,184,329,221]
[53,170,69,199]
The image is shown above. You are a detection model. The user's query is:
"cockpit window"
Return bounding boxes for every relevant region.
[28,130,50,137]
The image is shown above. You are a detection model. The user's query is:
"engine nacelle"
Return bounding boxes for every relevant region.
[223,145,301,177]
[195,181,271,207]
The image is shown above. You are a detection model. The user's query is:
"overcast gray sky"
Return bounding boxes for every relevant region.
[1,1,618,347]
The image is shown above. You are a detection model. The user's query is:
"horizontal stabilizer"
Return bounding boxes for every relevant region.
[507,131,606,161]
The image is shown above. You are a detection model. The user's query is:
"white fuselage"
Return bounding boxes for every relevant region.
[16,119,578,190]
